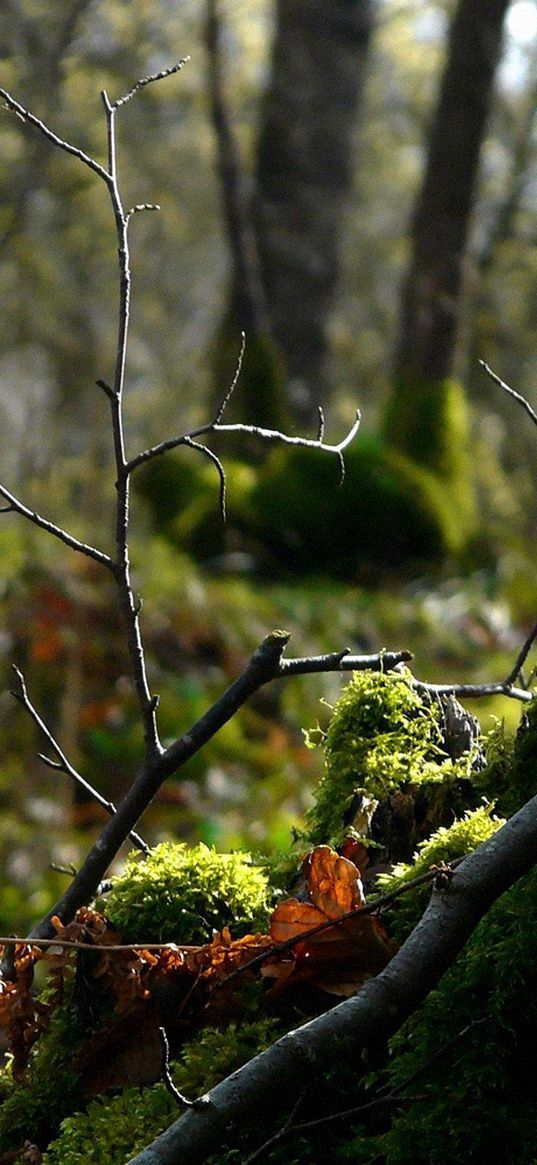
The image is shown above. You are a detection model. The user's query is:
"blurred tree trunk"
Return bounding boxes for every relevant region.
[383,0,512,479]
[205,0,288,437]
[253,0,375,428]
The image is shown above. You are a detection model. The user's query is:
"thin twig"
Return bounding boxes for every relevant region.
[112,60,189,108]
[503,618,537,687]
[479,359,537,428]
[159,1026,204,1109]
[11,667,148,852]
[182,437,227,521]
[243,1091,308,1165]
[0,86,111,181]
[0,482,113,568]
[412,679,532,703]
[214,331,246,423]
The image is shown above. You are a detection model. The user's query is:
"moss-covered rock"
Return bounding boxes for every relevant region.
[101,842,272,945]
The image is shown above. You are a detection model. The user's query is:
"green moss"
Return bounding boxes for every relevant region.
[382,375,472,485]
[304,669,475,849]
[42,1020,282,1165]
[246,432,470,577]
[102,842,272,945]
[376,865,537,1164]
[377,805,504,940]
[0,1004,84,1153]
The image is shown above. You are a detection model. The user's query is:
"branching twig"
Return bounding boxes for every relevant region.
[11,666,148,853]
[503,618,537,687]
[412,678,532,703]
[124,406,362,476]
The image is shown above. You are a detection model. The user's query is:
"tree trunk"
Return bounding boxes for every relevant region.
[254,0,374,427]
[384,0,511,476]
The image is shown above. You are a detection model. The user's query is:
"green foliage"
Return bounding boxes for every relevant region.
[0,1005,84,1153]
[102,841,272,944]
[304,668,474,848]
[377,805,504,940]
[42,1019,282,1165]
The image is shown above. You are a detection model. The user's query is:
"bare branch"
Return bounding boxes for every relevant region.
[480,359,537,428]
[112,60,190,109]
[125,409,362,476]
[11,667,148,853]
[213,330,246,423]
[183,437,227,521]
[412,678,532,703]
[0,86,110,182]
[0,482,113,569]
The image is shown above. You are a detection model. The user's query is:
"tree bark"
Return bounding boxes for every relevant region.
[254,0,374,426]
[128,787,537,1164]
[395,0,511,384]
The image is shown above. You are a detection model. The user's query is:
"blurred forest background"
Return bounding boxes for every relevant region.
[2,0,537,934]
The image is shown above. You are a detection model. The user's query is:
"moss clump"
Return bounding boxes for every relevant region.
[304,669,475,849]
[377,805,504,941]
[245,432,469,578]
[42,1020,282,1165]
[134,453,255,564]
[102,842,271,945]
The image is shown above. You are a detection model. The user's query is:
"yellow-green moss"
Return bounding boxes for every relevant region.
[382,375,471,482]
[376,804,504,941]
[101,842,272,945]
[304,669,476,849]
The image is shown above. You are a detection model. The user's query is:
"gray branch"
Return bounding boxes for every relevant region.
[127,787,537,1164]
